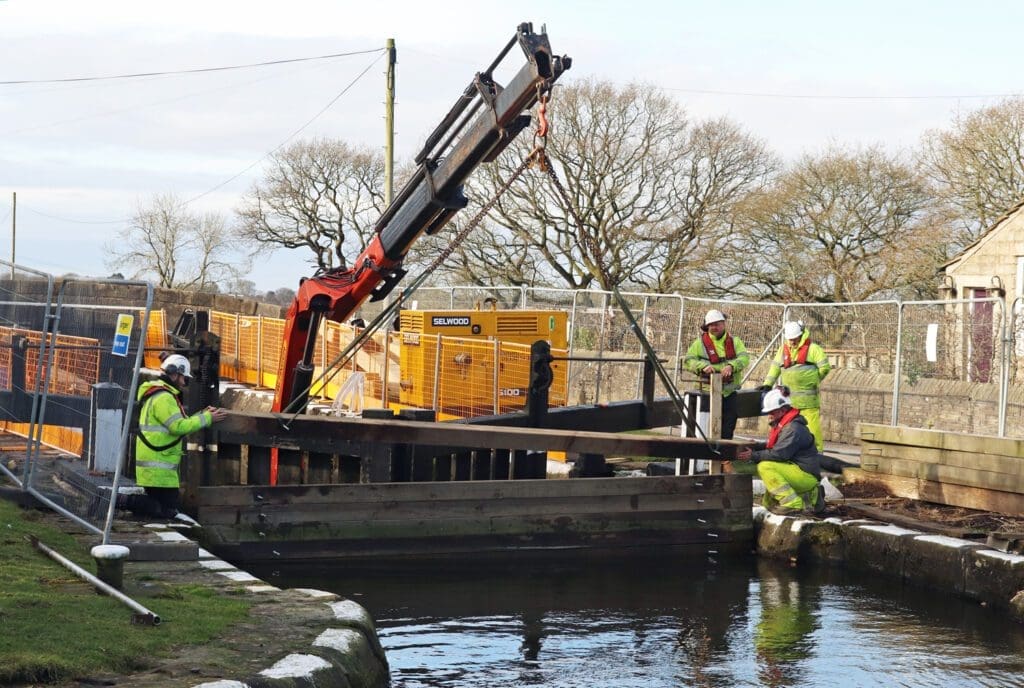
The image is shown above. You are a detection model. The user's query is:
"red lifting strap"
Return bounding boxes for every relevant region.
[701,332,736,365]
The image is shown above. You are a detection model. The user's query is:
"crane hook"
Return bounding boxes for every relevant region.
[535,92,550,139]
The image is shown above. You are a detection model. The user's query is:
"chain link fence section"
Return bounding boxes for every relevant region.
[46,281,156,460]
[681,297,787,390]
[195,286,1024,438]
[784,301,901,376]
[0,265,60,448]
[893,298,1004,433]
[1009,297,1024,436]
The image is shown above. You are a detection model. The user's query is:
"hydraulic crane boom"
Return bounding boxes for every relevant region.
[273,23,571,414]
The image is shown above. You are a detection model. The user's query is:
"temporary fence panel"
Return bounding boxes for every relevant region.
[44,283,156,460]
[893,298,1004,434]
[0,266,61,460]
[1008,297,1024,437]
[141,309,167,370]
[209,311,239,380]
[236,316,263,386]
[259,317,284,392]
[194,285,1024,440]
[680,297,787,393]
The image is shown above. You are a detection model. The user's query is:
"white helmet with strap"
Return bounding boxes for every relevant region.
[704,309,727,326]
[761,387,792,414]
[161,354,192,379]
[783,320,804,339]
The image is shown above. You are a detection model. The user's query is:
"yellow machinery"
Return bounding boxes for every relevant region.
[397,306,568,419]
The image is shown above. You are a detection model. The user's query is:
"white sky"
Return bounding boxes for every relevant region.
[2,0,1022,291]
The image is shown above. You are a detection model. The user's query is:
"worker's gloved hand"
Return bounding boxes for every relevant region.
[757,385,772,392]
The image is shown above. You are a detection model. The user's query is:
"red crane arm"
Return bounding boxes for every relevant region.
[272,23,571,416]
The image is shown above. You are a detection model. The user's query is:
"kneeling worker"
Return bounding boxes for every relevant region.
[736,387,823,515]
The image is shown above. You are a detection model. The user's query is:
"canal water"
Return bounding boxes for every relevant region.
[253,553,1024,687]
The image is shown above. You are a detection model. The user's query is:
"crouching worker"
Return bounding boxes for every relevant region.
[120,354,227,520]
[736,387,824,516]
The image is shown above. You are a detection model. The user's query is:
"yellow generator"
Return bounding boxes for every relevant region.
[397,307,568,419]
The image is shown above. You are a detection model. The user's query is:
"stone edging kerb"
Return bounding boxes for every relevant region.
[754,507,1024,622]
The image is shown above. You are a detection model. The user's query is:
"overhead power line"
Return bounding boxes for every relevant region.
[185,50,386,205]
[22,49,387,225]
[0,48,384,86]
[662,86,1024,101]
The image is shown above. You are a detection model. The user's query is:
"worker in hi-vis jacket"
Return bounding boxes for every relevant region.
[761,321,830,451]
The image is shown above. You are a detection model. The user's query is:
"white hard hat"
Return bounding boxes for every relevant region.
[783,321,803,340]
[704,309,727,326]
[161,354,192,379]
[761,387,791,414]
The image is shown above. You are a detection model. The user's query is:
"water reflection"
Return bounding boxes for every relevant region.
[250,553,1024,687]
[754,560,819,687]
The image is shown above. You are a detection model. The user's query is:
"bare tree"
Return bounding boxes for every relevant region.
[920,97,1024,248]
[422,79,775,292]
[235,138,386,273]
[105,193,246,290]
[730,145,944,302]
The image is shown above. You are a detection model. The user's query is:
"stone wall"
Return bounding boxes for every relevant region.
[0,277,285,325]
[819,368,1024,444]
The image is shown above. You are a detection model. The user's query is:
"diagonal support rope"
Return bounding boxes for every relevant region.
[536,149,720,456]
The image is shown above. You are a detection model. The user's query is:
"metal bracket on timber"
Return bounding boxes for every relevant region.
[217,411,745,462]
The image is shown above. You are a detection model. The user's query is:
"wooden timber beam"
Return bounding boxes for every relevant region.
[216,410,749,459]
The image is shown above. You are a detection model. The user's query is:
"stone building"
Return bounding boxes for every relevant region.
[939,198,1024,382]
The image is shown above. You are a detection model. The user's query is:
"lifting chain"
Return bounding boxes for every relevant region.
[283,98,552,424]
[536,147,608,286]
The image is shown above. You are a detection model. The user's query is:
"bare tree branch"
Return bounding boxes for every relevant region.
[920,97,1024,249]
[105,193,247,290]
[730,145,945,302]
[423,79,775,293]
[235,138,386,273]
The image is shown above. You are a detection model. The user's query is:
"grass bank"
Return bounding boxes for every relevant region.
[0,498,251,685]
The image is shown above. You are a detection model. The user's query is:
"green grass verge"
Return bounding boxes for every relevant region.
[0,499,251,685]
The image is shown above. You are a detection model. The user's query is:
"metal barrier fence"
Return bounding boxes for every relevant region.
[2,271,1019,465]
[204,311,569,418]
[189,285,1022,438]
[343,286,1021,438]
[0,261,155,542]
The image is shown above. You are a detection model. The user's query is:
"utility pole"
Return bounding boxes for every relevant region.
[10,191,15,278]
[384,38,396,206]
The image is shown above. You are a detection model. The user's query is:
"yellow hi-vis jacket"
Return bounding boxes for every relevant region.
[762,330,830,410]
[683,331,750,397]
[135,379,212,488]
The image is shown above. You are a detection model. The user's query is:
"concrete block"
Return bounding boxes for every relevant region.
[845,523,921,576]
[755,514,815,561]
[903,534,988,594]
[122,540,199,561]
[964,549,1024,608]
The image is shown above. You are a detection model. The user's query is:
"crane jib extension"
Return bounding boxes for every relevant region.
[272,23,571,422]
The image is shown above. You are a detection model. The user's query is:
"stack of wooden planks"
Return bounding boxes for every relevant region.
[855,423,1024,515]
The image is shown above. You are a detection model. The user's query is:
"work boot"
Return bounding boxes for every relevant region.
[172,511,201,527]
[813,484,827,515]
[768,505,801,517]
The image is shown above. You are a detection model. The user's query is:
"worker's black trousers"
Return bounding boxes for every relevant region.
[120,486,180,518]
[721,393,738,440]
